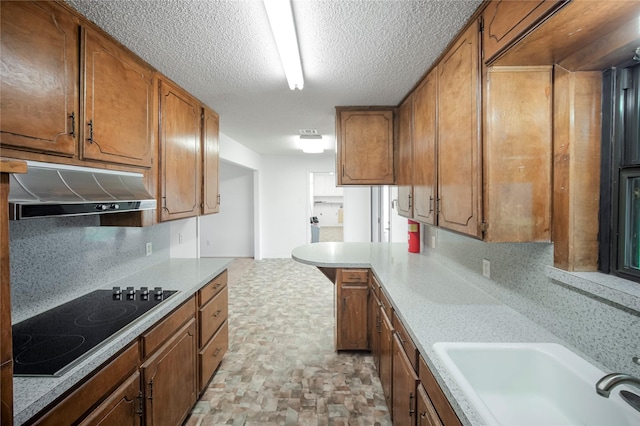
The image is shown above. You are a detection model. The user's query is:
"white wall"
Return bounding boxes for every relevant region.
[200,161,254,257]
[260,153,335,258]
[343,186,371,242]
[390,186,409,243]
[169,217,199,258]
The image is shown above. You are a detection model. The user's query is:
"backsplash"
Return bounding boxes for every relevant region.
[422,225,640,376]
[9,216,170,323]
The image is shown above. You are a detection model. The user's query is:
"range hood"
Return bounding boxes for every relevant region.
[8,161,156,220]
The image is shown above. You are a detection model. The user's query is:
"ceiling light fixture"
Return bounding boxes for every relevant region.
[263,0,304,90]
[300,135,323,153]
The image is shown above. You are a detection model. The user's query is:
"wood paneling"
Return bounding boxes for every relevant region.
[0,1,79,156]
[412,68,438,225]
[483,66,552,242]
[482,0,566,63]
[336,108,395,185]
[437,22,481,238]
[494,0,640,68]
[553,67,602,271]
[418,356,461,426]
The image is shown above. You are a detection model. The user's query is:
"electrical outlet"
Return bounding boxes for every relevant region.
[178,233,184,244]
[482,259,491,279]
[431,235,436,249]
[145,242,152,256]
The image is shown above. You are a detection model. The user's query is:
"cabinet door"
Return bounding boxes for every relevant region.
[202,106,220,215]
[337,109,395,185]
[379,308,394,417]
[482,0,565,63]
[392,334,419,426]
[158,79,201,222]
[142,318,197,426]
[82,27,153,167]
[413,68,438,225]
[437,22,482,238]
[79,371,141,426]
[397,95,414,218]
[0,1,79,156]
[368,285,381,370]
[417,384,443,426]
[336,281,368,350]
[484,66,552,242]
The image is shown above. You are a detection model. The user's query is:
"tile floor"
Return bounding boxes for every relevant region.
[185,258,392,426]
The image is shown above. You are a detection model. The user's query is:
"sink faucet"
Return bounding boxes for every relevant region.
[595,373,640,397]
[596,356,640,398]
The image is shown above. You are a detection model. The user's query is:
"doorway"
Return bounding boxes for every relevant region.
[309,172,344,242]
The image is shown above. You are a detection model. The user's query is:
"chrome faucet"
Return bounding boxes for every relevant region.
[595,373,640,397]
[595,357,640,413]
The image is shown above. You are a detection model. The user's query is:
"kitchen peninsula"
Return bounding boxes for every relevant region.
[291,242,635,425]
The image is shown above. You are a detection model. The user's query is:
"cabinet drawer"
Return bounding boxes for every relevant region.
[340,269,369,283]
[198,270,228,306]
[379,289,393,320]
[31,342,140,426]
[392,313,418,372]
[369,275,381,299]
[142,297,195,358]
[419,355,461,426]
[199,320,228,393]
[199,285,228,346]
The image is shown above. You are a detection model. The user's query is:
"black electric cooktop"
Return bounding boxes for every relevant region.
[12,287,176,376]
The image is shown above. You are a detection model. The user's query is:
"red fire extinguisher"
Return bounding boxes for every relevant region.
[408,220,420,253]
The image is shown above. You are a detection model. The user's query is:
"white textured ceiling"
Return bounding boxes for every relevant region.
[65,0,482,155]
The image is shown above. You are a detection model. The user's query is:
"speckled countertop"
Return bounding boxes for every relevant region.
[292,242,577,426]
[13,257,232,426]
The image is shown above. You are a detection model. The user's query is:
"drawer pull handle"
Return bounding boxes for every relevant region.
[69,112,75,138]
[213,347,221,357]
[409,392,415,416]
[212,309,222,317]
[87,120,94,144]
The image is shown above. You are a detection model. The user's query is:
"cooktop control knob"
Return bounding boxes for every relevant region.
[140,286,149,300]
[126,286,135,300]
[112,286,122,300]
[109,203,120,210]
[154,287,163,300]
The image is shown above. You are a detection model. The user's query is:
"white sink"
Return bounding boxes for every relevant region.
[432,342,640,426]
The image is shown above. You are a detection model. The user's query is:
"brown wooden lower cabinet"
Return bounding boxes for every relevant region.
[336,269,369,350]
[79,371,142,426]
[30,342,141,426]
[392,333,419,426]
[141,318,197,426]
[419,355,462,426]
[417,384,443,426]
[199,321,228,391]
[378,306,394,416]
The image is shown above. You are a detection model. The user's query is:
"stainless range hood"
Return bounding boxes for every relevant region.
[9,161,156,220]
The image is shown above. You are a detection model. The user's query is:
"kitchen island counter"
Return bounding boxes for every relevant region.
[292,242,599,426]
[13,257,232,425]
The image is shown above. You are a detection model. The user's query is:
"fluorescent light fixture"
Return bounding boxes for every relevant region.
[300,135,323,153]
[263,0,304,90]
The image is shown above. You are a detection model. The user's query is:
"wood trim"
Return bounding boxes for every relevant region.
[418,355,462,426]
[552,66,602,271]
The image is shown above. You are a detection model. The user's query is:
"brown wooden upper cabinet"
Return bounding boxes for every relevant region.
[158,77,202,222]
[82,27,154,167]
[437,21,482,238]
[0,1,154,169]
[482,0,567,64]
[412,68,438,226]
[397,96,414,218]
[0,1,79,157]
[202,106,221,215]
[336,108,395,185]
